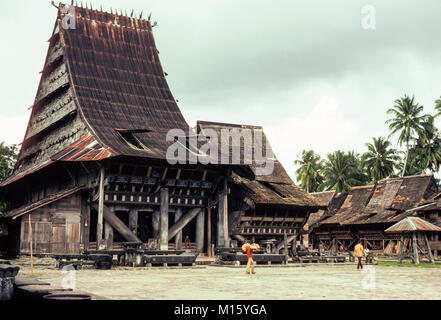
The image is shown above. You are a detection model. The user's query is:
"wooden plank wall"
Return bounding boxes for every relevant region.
[20,193,83,254]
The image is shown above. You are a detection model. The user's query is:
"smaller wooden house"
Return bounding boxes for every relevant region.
[311,174,441,255]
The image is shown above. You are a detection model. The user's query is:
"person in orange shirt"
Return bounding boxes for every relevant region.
[243,243,259,274]
[354,240,367,270]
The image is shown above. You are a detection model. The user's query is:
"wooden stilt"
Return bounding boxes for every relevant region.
[424,233,434,263]
[128,208,138,235]
[207,206,211,257]
[168,208,202,241]
[28,214,34,276]
[217,199,225,247]
[412,232,419,264]
[159,188,169,251]
[174,208,183,250]
[104,221,114,250]
[398,235,404,263]
[196,210,205,253]
[152,210,160,239]
[96,167,105,250]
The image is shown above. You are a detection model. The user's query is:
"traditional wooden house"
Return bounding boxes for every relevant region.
[196,121,324,253]
[303,190,345,247]
[311,175,441,255]
[0,4,321,257]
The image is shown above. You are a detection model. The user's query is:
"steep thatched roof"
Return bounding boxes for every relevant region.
[59,4,190,159]
[317,175,439,228]
[304,191,336,228]
[231,172,323,208]
[195,121,324,208]
[319,186,375,226]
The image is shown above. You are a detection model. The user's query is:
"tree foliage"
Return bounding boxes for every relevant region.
[294,94,441,193]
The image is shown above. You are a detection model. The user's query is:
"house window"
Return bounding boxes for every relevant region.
[115,129,150,151]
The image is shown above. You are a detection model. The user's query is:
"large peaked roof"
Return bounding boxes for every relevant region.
[1,3,192,187]
[59,4,190,158]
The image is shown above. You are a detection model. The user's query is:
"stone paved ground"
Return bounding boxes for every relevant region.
[14,258,441,300]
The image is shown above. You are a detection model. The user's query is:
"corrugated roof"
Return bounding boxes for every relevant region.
[385,216,441,233]
[51,133,116,161]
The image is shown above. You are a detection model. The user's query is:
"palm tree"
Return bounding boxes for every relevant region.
[322,151,366,193]
[385,95,430,177]
[415,116,441,172]
[361,137,399,184]
[294,150,324,193]
[434,96,441,118]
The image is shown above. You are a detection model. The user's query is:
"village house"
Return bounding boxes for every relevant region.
[307,174,441,257]
[0,4,322,258]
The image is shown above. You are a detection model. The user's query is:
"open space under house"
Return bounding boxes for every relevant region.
[0,3,323,258]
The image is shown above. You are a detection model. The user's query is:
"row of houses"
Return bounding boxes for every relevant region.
[0,3,439,260]
[304,174,441,256]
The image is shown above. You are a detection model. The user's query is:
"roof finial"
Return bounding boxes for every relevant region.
[139,10,143,19]
[148,12,152,21]
[110,7,113,14]
[130,9,134,18]
[80,1,83,8]
[50,1,58,9]
[100,5,102,11]
[125,10,128,17]
[71,0,74,5]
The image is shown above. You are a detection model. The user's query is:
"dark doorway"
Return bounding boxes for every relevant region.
[137,212,153,242]
[89,209,97,242]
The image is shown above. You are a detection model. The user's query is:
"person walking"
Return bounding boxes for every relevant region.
[242,242,259,275]
[354,240,367,270]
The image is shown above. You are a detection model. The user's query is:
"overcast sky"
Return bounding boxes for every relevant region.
[1,0,440,182]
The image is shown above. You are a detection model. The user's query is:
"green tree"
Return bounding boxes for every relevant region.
[0,142,18,181]
[434,96,441,118]
[294,150,324,193]
[322,150,367,193]
[0,142,18,211]
[411,116,441,172]
[361,137,399,184]
[385,95,431,177]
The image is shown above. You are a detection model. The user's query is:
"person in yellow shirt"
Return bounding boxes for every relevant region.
[354,240,366,270]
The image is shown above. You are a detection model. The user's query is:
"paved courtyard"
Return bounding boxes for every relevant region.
[15,258,441,300]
